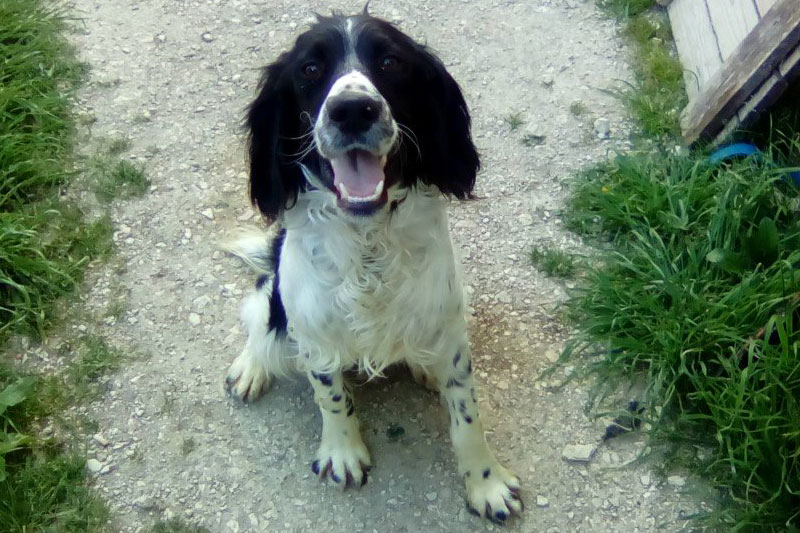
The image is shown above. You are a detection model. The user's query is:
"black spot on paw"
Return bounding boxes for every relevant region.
[464,415,473,424]
[446,378,463,388]
[311,459,320,475]
[332,394,342,402]
[483,468,491,479]
[453,351,461,367]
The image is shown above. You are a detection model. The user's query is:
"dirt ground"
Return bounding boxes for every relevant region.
[65,0,705,531]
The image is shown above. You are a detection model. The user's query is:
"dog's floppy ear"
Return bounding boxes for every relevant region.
[415,51,480,199]
[247,57,304,221]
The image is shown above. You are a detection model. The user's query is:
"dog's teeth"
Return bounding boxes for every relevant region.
[337,181,385,203]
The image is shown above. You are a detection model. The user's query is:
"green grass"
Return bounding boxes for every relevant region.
[90,157,150,204]
[597,0,656,18]
[0,340,119,532]
[529,245,581,278]
[0,0,83,209]
[521,133,546,147]
[1,0,112,342]
[598,1,686,138]
[569,101,589,117]
[1,0,121,529]
[503,112,526,131]
[564,147,800,530]
[181,437,196,456]
[152,518,210,533]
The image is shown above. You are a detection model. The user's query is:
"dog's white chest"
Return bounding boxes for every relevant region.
[279,189,465,372]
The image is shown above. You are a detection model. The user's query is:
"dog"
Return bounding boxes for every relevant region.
[225,9,523,522]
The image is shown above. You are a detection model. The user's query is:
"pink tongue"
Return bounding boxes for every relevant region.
[330,150,385,198]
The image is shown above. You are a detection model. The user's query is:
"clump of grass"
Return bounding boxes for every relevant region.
[1,195,114,344]
[597,1,686,138]
[597,0,657,18]
[152,518,211,533]
[0,0,112,343]
[0,0,82,209]
[0,357,112,530]
[503,112,526,131]
[530,245,580,278]
[181,437,196,455]
[1,1,119,528]
[91,158,150,203]
[565,147,800,529]
[521,133,546,147]
[106,136,131,156]
[569,101,589,117]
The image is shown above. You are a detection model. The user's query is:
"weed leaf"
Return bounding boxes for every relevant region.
[0,377,35,415]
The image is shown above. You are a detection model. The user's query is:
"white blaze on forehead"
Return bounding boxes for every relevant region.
[326,70,380,100]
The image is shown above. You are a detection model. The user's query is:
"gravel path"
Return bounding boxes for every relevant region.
[68,0,702,531]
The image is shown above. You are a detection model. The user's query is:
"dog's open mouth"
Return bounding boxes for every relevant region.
[327,149,389,214]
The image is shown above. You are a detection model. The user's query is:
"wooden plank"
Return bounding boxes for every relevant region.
[668,0,723,99]
[713,43,800,145]
[680,0,800,144]
[737,73,787,125]
[706,0,760,60]
[779,42,800,78]
[756,0,778,17]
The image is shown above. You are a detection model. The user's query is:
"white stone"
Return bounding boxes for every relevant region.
[536,495,550,508]
[87,459,103,473]
[667,475,685,487]
[188,313,202,325]
[561,444,596,462]
[593,117,611,139]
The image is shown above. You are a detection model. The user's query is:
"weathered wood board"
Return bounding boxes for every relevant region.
[705,0,759,60]
[668,0,722,99]
[667,0,800,144]
[756,0,778,16]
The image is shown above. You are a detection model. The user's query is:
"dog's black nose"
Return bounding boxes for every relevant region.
[327,96,382,134]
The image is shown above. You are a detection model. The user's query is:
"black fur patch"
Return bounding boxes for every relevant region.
[267,228,288,335]
[255,274,269,290]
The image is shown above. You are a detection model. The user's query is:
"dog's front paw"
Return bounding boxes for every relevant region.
[464,463,523,523]
[312,435,372,488]
[225,350,271,403]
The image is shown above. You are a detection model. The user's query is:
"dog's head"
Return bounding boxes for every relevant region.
[246,12,479,219]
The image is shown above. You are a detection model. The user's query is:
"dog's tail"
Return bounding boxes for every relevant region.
[221,226,280,274]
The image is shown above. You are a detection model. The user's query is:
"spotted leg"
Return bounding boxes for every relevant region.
[307,369,372,488]
[435,347,523,523]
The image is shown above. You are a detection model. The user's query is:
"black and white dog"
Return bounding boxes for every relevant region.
[225,10,523,522]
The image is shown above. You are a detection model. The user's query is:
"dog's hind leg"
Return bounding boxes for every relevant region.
[225,275,292,402]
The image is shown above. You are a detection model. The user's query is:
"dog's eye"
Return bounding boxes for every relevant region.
[379,55,402,73]
[301,62,323,80]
